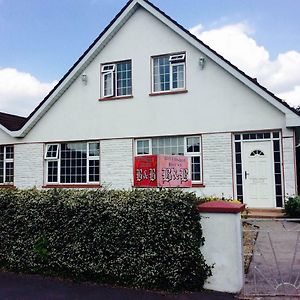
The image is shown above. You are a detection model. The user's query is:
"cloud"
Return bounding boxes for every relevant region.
[278,85,300,108]
[0,68,57,116]
[190,22,300,107]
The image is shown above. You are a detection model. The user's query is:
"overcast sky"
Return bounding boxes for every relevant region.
[0,0,299,116]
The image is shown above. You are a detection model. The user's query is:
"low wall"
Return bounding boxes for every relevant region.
[198,201,245,294]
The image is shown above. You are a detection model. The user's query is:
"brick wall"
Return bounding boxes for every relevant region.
[14,143,44,188]
[199,133,233,198]
[100,139,133,189]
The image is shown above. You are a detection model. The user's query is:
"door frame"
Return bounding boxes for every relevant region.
[242,139,276,208]
[233,131,284,208]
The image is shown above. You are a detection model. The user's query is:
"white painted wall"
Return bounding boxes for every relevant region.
[0,129,17,145]
[14,143,44,189]
[21,7,286,143]
[100,139,133,189]
[200,211,243,293]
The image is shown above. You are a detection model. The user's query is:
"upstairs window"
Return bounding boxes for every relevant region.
[0,145,14,184]
[152,53,185,93]
[101,60,132,98]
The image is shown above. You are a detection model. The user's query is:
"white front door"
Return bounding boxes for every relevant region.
[242,141,275,208]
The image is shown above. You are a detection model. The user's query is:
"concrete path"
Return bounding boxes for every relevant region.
[0,271,235,300]
[243,219,300,298]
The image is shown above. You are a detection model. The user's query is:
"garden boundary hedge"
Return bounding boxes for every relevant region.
[0,188,212,291]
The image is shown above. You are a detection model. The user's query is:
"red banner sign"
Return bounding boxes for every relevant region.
[134,155,191,188]
[134,155,158,187]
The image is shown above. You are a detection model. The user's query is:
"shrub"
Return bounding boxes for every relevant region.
[284,196,300,217]
[0,188,212,291]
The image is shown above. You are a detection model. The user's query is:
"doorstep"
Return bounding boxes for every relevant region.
[246,208,285,219]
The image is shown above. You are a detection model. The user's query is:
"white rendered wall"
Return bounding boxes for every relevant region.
[200,212,243,293]
[0,129,16,145]
[14,143,44,189]
[100,139,133,189]
[282,134,297,197]
[23,7,287,143]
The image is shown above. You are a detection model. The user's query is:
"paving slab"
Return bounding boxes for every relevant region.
[0,271,235,300]
[243,219,300,298]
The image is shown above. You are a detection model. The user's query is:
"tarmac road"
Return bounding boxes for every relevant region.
[0,271,235,300]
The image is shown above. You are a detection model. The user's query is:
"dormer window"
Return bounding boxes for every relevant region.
[101,60,132,99]
[152,52,186,93]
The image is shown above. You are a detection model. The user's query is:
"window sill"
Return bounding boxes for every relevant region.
[0,184,16,189]
[42,184,101,189]
[149,90,188,97]
[98,95,133,101]
[192,183,205,188]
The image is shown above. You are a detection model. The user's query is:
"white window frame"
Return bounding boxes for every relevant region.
[170,62,185,91]
[44,144,60,160]
[135,139,152,156]
[45,142,100,185]
[0,146,14,184]
[101,64,115,73]
[184,136,202,184]
[101,61,132,99]
[87,142,100,184]
[169,53,185,62]
[134,136,202,184]
[102,72,114,98]
[152,52,186,93]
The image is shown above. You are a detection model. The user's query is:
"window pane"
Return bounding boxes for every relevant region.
[172,64,184,89]
[5,162,13,183]
[152,137,184,155]
[153,56,170,92]
[186,137,200,153]
[60,143,87,183]
[116,61,132,96]
[191,156,201,181]
[89,142,100,156]
[48,161,58,183]
[6,146,14,159]
[103,72,113,96]
[46,144,58,158]
[137,140,150,155]
[89,160,100,182]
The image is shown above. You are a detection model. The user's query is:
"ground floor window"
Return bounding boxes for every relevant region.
[135,135,202,183]
[45,142,100,184]
[0,145,14,184]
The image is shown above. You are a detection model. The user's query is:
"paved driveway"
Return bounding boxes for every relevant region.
[243,219,300,298]
[0,272,235,300]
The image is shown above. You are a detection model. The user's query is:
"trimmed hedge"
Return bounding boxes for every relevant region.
[0,188,212,291]
[284,196,300,217]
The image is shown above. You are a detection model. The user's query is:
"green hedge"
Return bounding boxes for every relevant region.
[0,188,212,291]
[284,196,300,217]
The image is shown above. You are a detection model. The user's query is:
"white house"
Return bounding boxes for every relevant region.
[0,0,299,209]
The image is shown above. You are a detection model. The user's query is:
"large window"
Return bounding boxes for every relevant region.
[136,136,201,183]
[45,142,100,184]
[0,145,14,184]
[101,60,132,98]
[152,53,185,93]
